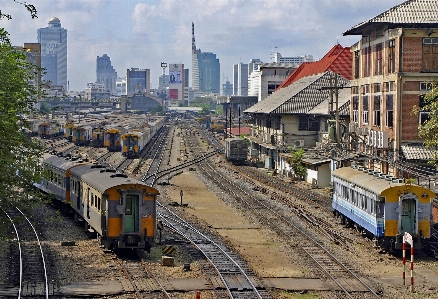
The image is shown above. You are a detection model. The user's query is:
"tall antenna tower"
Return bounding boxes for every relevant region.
[192,22,196,54]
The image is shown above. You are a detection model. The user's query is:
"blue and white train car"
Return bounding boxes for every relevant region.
[332,166,435,251]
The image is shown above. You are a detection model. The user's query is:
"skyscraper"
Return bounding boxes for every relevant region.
[191,23,220,95]
[233,62,248,96]
[97,54,118,94]
[37,17,67,90]
[126,68,150,95]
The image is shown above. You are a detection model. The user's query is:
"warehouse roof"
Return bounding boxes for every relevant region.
[344,0,438,36]
[244,71,349,115]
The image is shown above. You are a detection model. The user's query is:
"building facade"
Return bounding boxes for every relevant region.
[273,52,313,64]
[191,23,220,94]
[37,17,67,90]
[233,62,248,96]
[258,63,300,102]
[96,54,118,94]
[168,63,185,103]
[344,0,438,176]
[126,68,150,96]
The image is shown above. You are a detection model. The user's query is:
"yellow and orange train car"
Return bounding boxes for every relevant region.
[37,153,159,250]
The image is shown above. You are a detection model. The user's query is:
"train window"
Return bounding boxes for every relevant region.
[98,198,101,210]
[125,196,132,215]
[91,193,94,207]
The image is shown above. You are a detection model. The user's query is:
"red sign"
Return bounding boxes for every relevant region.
[170,89,178,99]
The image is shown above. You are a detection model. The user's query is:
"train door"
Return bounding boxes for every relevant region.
[109,134,117,151]
[398,193,417,235]
[124,194,139,233]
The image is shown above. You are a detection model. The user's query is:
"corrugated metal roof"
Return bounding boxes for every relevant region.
[401,144,437,160]
[277,44,352,90]
[244,71,349,115]
[344,0,438,35]
[307,87,350,115]
[332,167,405,195]
[260,62,301,69]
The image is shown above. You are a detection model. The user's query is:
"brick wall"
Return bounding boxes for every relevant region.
[401,93,421,140]
[432,200,438,224]
[402,37,423,72]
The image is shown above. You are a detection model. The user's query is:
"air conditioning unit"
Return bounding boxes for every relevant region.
[294,140,305,147]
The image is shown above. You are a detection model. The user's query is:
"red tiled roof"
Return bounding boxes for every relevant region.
[227,126,251,136]
[276,44,352,90]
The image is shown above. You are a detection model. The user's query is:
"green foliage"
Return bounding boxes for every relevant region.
[414,82,438,168]
[150,104,163,115]
[287,147,307,180]
[0,0,38,20]
[240,134,250,143]
[0,28,46,202]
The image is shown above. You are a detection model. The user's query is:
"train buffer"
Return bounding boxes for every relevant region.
[162,245,176,255]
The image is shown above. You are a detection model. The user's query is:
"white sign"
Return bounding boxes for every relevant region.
[404,232,413,247]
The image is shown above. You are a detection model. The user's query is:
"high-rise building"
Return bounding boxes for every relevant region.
[191,23,220,95]
[233,62,248,96]
[37,17,67,90]
[222,80,233,96]
[96,54,117,94]
[126,68,150,95]
[273,52,313,64]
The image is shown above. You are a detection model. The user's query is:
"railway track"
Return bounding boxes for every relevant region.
[158,203,271,299]
[109,250,172,299]
[1,204,53,298]
[183,123,382,298]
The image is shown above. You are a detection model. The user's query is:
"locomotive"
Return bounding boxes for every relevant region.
[332,166,436,251]
[37,153,159,250]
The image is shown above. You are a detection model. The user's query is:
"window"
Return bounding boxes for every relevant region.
[364,46,371,77]
[351,86,359,94]
[422,38,438,72]
[373,95,381,126]
[353,96,359,123]
[354,51,360,79]
[125,196,132,215]
[362,96,369,124]
[298,116,319,131]
[419,95,430,125]
[373,83,381,93]
[375,43,383,75]
[420,82,434,91]
[388,39,396,73]
[386,94,394,127]
[384,81,395,92]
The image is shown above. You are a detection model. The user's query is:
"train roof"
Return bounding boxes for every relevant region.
[69,164,108,177]
[332,167,415,194]
[70,165,159,194]
[42,153,89,171]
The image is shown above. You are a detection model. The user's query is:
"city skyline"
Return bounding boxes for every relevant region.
[1,0,403,92]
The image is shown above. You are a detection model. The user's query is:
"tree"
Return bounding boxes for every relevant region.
[287,147,307,180]
[0,0,37,20]
[415,82,438,168]
[0,28,46,203]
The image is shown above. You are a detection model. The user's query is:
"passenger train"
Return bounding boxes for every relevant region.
[332,166,436,251]
[36,153,159,250]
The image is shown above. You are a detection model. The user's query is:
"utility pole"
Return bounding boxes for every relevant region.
[320,73,348,149]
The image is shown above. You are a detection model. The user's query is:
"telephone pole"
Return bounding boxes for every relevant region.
[320,73,349,149]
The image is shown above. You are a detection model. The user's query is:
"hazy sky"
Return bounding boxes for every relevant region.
[1,0,403,92]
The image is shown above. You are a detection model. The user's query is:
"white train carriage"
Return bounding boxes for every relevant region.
[332,166,436,251]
